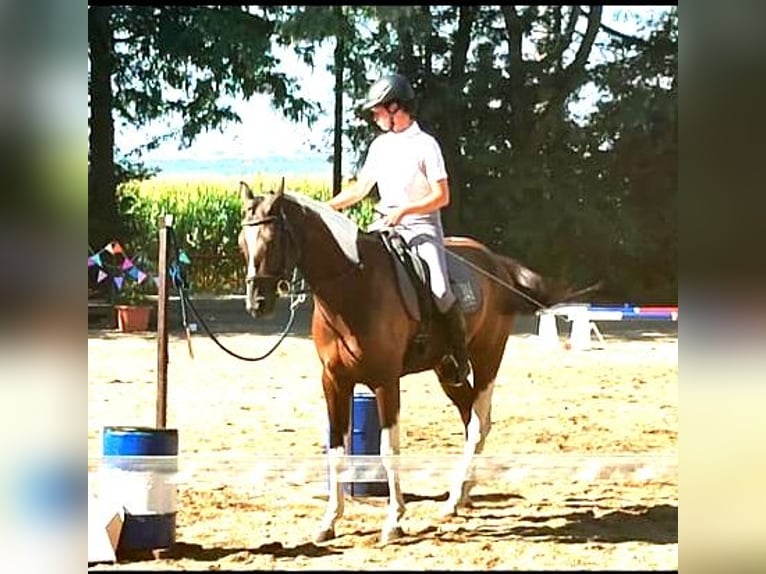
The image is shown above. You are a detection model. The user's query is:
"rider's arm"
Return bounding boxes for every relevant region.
[327,173,376,211]
[382,176,450,227]
[401,177,450,216]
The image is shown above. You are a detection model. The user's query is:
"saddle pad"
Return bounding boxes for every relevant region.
[392,247,482,321]
[446,250,482,314]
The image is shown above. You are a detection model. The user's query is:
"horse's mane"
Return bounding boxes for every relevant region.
[283,192,361,265]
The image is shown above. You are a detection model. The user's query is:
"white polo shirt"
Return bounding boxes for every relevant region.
[359,121,448,227]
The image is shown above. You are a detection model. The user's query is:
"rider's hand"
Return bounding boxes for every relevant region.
[383,206,407,227]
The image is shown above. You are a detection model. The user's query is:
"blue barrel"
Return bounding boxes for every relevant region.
[101,427,178,552]
[347,389,389,497]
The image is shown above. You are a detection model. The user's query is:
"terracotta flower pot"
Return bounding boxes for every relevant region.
[115,304,152,332]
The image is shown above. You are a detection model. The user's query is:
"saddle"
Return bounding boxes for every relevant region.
[378,230,433,348]
[376,230,482,356]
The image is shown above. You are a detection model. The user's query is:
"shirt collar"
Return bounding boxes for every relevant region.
[394,119,421,136]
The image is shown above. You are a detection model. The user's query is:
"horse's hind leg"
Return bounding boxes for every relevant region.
[437,345,503,518]
[458,334,513,506]
[454,378,496,508]
[375,381,407,544]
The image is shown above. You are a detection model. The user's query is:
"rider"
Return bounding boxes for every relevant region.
[326,72,470,387]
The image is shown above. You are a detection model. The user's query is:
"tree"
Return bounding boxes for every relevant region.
[311,6,604,232]
[277,5,383,193]
[275,5,352,196]
[88,5,317,248]
[580,7,678,300]
[326,6,676,300]
[90,5,677,302]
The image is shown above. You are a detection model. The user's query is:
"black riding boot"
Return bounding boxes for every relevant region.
[442,301,470,387]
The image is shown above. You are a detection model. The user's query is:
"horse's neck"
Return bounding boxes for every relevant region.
[283,200,355,288]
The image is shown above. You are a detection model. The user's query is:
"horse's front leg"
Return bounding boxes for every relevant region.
[375,381,407,544]
[315,373,351,543]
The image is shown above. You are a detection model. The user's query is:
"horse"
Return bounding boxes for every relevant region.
[238,179,593,544]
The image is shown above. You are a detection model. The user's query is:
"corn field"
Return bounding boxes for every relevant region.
[116,174,377,294]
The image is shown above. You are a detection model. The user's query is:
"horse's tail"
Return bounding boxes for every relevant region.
[495,254,601,314]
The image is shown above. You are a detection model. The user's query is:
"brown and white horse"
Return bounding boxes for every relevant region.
[238,180,586,543]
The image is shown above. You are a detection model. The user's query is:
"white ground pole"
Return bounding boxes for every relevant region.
[90,452,677,493]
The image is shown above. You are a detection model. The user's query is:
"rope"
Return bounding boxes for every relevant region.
[167,226,307,362]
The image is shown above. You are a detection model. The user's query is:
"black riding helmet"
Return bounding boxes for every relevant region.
[359,73,416,114]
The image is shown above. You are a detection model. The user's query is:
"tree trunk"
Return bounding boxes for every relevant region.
[441,5,475,234]
[88,6,120,249]
[332,7,345,196]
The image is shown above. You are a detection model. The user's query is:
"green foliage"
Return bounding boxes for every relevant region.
[346,199,377,231]
[115,157,160,185]
[113,273,156,306]
[576,7,678,302]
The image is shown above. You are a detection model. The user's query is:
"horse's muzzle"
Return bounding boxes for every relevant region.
[245,277,277,318]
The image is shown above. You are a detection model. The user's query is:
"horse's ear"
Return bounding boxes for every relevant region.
[240,181,255,202]
[276,177,285,197]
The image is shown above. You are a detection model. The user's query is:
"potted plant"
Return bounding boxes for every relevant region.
[112,275,156,333]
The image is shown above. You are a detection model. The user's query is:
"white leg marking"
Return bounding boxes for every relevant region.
[380,424,406,539]
[443,381,496,515]
[319,445,346,534]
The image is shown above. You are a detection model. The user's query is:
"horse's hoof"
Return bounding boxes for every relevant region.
[314,528,336,543]
[380,526,406,544]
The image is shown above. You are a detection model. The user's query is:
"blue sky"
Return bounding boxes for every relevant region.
[115,6,671,177]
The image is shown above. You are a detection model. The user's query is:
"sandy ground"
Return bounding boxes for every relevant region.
[88,303,677,571]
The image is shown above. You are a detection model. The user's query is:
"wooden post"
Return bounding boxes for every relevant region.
[156,214,173,429]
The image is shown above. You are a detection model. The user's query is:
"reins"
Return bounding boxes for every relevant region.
[169,226,308,362]
[168,199,593,364]
[440,244,600,310]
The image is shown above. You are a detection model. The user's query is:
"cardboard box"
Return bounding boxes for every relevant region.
[88,496,124,565]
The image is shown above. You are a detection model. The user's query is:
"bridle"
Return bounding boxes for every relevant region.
[242,210,299,299]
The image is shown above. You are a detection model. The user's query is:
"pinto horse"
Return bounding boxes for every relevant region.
[238,180,590,544]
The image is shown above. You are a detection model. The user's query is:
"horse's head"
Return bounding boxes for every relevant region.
[238,178,295,318]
